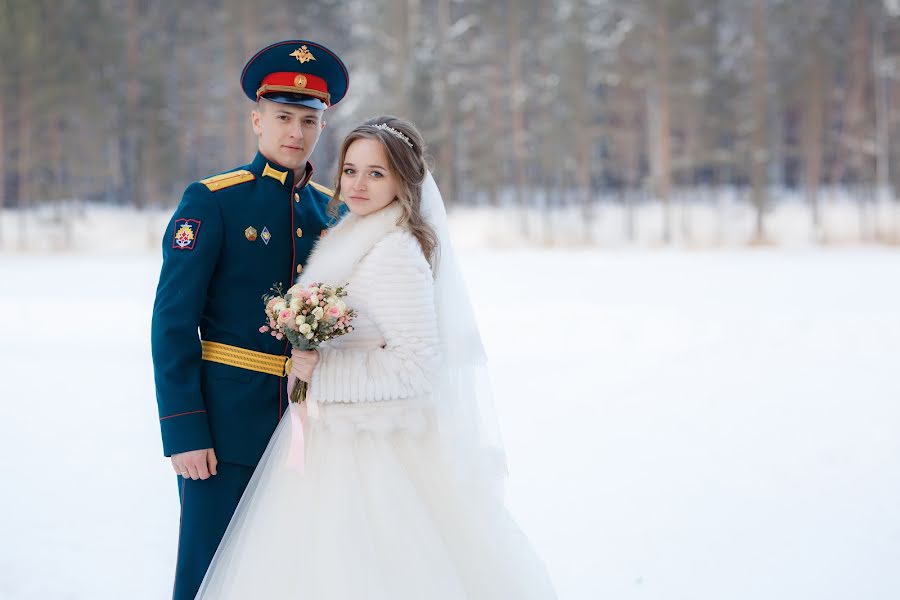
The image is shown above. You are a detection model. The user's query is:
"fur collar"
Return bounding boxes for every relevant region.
[298,201,404,286]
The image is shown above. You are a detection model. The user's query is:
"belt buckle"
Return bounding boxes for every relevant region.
[283,357,292,377]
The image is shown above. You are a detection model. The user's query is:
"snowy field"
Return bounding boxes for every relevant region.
[1,245,899,600]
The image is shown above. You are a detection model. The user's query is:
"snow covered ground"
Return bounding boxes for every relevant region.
[1,245,899,599]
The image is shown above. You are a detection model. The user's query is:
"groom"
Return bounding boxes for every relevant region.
[151,40,349,599]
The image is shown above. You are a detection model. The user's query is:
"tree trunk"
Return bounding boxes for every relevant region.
[653,0,672,244]
[507,0,527,209]
[226,2,243,169]
[572,1,595,243]
[0,78,5,248]
[390,0,417,117]
[830,6,868,189]
[620,58,641,244]
[123,0,142,208]
[17,25,36,250]
[768,86,785,189]
[682,102,702,243]
[434,0,456,205]
[750,0,770,242]
[49,115,70,249]
[802,44,825,242]
[240,2,259,158]
[488,62,503,208]
[873,12,892,241]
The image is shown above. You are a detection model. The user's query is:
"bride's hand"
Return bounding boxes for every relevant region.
[290,348,319,383]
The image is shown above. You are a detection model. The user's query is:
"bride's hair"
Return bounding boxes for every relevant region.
[329,116,439,268]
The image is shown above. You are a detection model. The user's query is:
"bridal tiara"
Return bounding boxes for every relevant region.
[373,123,414,149]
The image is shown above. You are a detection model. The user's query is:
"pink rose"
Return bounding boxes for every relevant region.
[326,306,341,319]
[259,326,269,333]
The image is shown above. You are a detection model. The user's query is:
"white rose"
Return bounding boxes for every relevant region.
[289,298,303,310]
[273,301,286,313]
[334,299,346,313]
[312,306,325,320]
[298,323,312,334]
[309,294,319,305]
[305,332,314,340]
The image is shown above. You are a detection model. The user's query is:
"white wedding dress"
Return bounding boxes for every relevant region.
[196,177,556,599]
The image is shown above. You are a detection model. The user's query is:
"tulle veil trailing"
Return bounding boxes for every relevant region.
[419,170,508,497]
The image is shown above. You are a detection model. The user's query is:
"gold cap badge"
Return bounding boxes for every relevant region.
[290,46,316,64]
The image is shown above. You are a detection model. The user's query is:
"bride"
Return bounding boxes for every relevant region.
[196,116,557,599]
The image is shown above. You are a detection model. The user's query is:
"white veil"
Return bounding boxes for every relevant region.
[421,172,508,497]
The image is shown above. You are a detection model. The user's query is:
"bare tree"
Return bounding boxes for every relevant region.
[749,0,770,243]
[507,0,528,209]
[652,0,674,243]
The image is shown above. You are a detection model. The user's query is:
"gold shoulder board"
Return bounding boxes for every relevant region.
[309,181,334,197]
[200,169,256,192]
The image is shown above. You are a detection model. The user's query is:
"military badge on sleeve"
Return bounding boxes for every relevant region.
[172,218,201,250]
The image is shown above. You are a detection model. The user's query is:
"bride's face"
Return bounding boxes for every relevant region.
[340,138,399,217]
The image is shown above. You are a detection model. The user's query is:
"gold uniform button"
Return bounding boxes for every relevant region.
[294,193,300,202]
[296,264,303,274]
[296,227,303,238]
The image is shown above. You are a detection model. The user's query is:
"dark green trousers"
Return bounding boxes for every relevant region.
[171,461,255,600]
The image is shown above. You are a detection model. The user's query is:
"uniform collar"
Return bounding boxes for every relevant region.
[296,161,314,189]
[249,151,315,190]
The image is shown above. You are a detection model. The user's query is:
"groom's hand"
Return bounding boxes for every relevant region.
[171,448,218,480]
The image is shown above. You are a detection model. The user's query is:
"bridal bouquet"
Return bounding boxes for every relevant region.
[260,282,356,403]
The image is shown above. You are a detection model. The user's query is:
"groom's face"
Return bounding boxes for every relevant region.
[252,99,325,172]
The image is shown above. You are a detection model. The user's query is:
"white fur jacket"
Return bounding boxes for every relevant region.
[298,201,440,407]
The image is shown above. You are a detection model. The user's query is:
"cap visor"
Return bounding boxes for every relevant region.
[262,93,327,110]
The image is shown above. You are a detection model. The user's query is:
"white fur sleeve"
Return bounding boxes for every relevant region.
[308,233,440,404]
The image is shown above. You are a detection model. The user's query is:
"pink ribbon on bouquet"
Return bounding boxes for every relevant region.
[286,402,307,474]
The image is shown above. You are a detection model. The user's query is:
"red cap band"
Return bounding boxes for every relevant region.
[256,72,330,104]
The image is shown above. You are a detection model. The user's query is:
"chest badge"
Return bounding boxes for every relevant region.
[261,226,272,245]
[245,226,258,241]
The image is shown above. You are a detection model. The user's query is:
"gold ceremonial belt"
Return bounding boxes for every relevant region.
[201,340,291,377]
